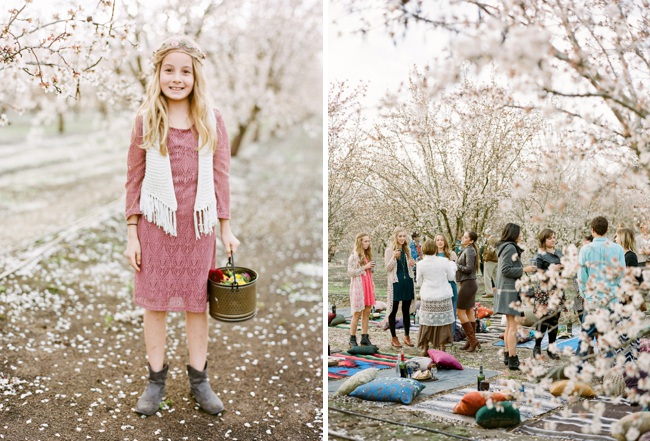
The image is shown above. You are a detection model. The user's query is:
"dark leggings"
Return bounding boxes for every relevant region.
[535,312,559,347]
[389,300,412,337]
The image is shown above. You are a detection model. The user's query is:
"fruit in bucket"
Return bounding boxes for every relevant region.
[208,268,252,286]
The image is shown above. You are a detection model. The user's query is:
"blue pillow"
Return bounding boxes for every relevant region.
[349,377,425,404]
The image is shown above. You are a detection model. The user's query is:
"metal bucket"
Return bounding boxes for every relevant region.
[208,256,258,322]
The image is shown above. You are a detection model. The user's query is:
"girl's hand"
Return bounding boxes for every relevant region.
[393,250,401,259]
[365,261,375,270]
[408,258,416,267]
[523,265,537,273]
[125,237,142,272]
[221,230,240,257]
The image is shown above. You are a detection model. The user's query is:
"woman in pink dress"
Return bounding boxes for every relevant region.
[124,36,239,416]
[347,233,376,347]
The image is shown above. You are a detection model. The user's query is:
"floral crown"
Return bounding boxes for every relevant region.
[153,39,206,61]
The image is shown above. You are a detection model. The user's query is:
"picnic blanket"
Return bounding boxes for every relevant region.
[492,326,581,351]
[514,397,642,440]
[410,380,565,424]
[329,363,500,397]
[327,352,414,379]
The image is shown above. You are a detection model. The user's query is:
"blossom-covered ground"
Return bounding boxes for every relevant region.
[328,259,586,441]
[0,118,323,440]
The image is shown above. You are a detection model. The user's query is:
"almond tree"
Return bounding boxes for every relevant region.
[342,0,650,174]
[2,0,322,155]
[328,81,370,261]
[363,72,541,245]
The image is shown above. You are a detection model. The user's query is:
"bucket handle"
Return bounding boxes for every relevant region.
[226,249,238,291]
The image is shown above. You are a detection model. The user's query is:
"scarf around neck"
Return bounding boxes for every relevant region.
[140,110,218,240]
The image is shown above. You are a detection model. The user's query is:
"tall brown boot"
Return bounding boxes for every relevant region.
[459,322,471,351]
[462,322,481,352]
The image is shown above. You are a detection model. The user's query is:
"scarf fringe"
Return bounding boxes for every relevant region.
[194,202,218,240]
[141,190,177,236]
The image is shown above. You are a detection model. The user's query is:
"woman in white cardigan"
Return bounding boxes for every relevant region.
[416,239,457,355]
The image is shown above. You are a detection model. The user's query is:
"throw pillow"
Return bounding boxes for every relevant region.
[541,364,569,381]
[329,314,346,327]
[604,370,626,397]
[335,368,379,396]
[475,402,521,428]
[407,356,434,371]
[349,377,425,404]
[639,431,650,441]
[549,380,596,398]
[328,312,335,325]
[477,306,493,319]
[611,412,650,441]
[374,301,387,311]
[427,349,463,370]
[452,391,510,416]
[347,345,378,355]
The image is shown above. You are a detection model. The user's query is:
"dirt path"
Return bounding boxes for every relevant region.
[0,118,323,440]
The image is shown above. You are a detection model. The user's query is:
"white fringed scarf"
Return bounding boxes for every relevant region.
[140,110,218,239]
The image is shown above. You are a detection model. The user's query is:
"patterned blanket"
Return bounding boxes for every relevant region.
[514,397,642,440]
[327,352,408,379]
[410,380,565,424]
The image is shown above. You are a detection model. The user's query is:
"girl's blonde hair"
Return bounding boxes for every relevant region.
[434,234,451,259]
[137,36,217,155]
[617,227,637,252]
[354,233,372,265]
[390,227,410,255]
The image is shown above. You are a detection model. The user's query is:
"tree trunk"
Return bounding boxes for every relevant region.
[230,124,247,157]
[230,104,261,157]
[57,112,65,133]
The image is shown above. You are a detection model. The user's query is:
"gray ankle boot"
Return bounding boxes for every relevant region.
[135,363,168,416]
[187,362,224,415]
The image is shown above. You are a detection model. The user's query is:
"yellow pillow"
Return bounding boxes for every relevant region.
[335,368,379,396]
[548,380,596,398]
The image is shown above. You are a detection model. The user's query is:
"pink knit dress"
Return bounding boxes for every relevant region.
[125,110,230,312]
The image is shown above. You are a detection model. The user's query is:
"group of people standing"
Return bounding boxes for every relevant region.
[345,217,648,372]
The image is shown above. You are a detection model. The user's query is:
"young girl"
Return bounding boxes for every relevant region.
[434,234,458,336]
[456,231,480,352]
[124,36,239,416]
[533,229,564,360]
[494,223,536,370]
[384,227,416,348]
[416,239,457,355]
[346,233,376,347]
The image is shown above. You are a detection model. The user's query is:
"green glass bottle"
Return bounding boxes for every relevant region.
[477,365,485,390]
[398,352,407,378]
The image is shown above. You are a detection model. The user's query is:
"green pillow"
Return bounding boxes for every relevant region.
[347,345,378,355]
[475,402,521,428]
[329,314,346,327]
[335,368,379,396]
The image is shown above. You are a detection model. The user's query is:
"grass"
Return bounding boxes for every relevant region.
[1,111,110,144]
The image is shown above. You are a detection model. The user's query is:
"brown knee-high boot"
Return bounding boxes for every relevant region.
[459,322,471,351]
[461,322,481,352]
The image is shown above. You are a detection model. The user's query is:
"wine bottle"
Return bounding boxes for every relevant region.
[332,303,336,315]
[477,365,485,390]
[398,352,407,378]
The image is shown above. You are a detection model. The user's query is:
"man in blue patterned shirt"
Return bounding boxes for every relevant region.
[576,216,626,358]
